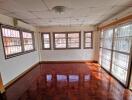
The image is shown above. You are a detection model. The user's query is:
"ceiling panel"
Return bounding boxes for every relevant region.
[43,0,70,9]
[0,0,131,26]
[0,0,27,12]
[15,0,48,11]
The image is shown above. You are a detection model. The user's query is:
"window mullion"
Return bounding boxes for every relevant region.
[66,33,68,49]
[20,29,24,52]
[109,28,115,73]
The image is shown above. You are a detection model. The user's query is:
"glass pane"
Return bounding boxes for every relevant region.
[85,43,91,47]
[24,45,33,51]
[2,28,20,37]
[55,33,66,48]
[102,29,113,49]
[111,52,129,83]
[44,44,50,48]
[99,48,102,65]
[112,52,129,70]
[3,37,21,46]
[85,32,92,48]
[23,38,33,45]
[85,38,91,42]
[22,32,34,51]
[43,34,49,38]
[5,46,22,55]
[68,33,79,48]
[85,32,91,37]
[43,33,50,49]
[23,32,32,38]
[114,24,132,53]
[101,49,112,71]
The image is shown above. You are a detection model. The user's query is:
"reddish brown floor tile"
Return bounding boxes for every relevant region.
[4,63,132,100]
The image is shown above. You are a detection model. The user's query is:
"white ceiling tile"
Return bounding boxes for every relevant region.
[15,0,48,11]
[0,0,131,26]
[43,0,70,9]
[0,0,27,12]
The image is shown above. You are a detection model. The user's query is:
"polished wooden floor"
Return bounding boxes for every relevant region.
[4,63,132,100]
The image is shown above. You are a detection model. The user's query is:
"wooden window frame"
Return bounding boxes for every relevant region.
[22,30,35,53]
[0,24,35,59]
[67,32,81,49]
[83,31,93,49]
[41,32,51,50]
[53,32,81,50]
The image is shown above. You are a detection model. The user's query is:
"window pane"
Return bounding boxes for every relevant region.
[85,43,91,47]
[102,29,113,49]
[2,27,22,56]
[43,33,50,49]
[24,45,33,51]
[114,24,132,53]
[84,32,92,48]
[22,31,34,51]
[68,33,80,48]
[101,49,112,71]
[54,33,66,48]
[112,24,132,84]
[99,48,102,65]
[112,52,129,83]
[85,32,91,37]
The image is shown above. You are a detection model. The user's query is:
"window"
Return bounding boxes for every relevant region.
[54,33,66,49]
[22,31,34,51]
[99,28,113,72]
[99,23,132,86]
[42,33,51,49]
[84,32,93,48]
[53,32,81,49]
[1,26,22,58]
[1,25,35,59]
[111,24,132,84]
[68,32,80,48]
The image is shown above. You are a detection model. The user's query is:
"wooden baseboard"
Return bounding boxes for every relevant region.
[0,73,5,94]
[40,60,98,64]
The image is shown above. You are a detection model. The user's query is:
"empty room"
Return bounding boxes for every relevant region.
[0,0,132,100]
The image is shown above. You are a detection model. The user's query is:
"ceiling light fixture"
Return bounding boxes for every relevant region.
[52,6,66,14]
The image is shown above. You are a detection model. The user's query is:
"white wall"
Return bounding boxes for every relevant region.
[39,25,100,61]
[0,14,39,85]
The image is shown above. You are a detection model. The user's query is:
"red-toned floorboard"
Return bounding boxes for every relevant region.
[4,63,132,100]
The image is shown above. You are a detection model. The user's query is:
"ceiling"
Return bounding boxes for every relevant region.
[0,0,131,27]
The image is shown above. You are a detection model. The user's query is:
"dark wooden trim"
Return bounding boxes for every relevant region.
[41,32,51,50]
[0,24,35,59]
[53,31,81,49]
[0,73,5,94]
[99,14,132,29]
[39,60,98,64]
[0,25,7,59]
[21,30,36,51]
[0,93,6,100]
[83,31,93,49]
[5,62,40,89]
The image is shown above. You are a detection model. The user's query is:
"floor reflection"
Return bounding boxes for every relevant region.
[4,63,132,100]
